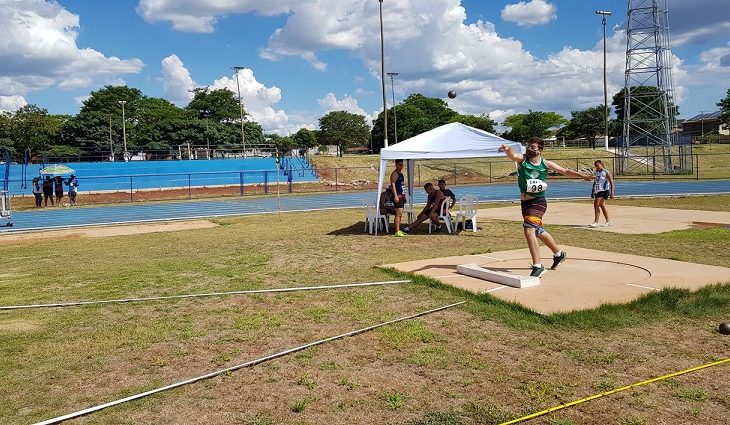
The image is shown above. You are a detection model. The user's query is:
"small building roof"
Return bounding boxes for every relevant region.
[683,111,721,122]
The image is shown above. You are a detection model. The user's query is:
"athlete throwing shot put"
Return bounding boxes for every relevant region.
[499,137,594,277]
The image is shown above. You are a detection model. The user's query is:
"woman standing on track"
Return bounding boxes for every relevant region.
[590,160,615,228]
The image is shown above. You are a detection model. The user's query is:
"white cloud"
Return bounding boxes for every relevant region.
[208,67,291,131]
[139,0,708,127]
[0,95,27,112]
[500,0,556,27]
[161,54,197,106]
[698,42,730,71]
[136,0,293,32]
[318,93,378,127]
[74,95,90,107]
[0,0,143,100]
[663,0,730,46]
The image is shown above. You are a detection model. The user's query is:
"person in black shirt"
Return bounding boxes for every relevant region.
[404,183,445,233]
[438,179,456,209]
[41,176,54,206]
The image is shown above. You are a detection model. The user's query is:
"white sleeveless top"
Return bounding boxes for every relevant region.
[593,169,611,194]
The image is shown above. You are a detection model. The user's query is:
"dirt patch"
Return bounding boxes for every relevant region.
[0,220,218,245]
[478,202,730,234]
[0,319,40,333]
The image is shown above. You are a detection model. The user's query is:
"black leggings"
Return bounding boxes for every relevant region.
[34,193,42,207]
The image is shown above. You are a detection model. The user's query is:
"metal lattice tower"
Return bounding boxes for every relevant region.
[620,0,685,173]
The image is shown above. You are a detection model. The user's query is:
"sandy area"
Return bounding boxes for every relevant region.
[477,202,730,234]
[384,245,730,314]
[0,220,218,245]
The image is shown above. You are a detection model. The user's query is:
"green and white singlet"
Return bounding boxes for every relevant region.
[518,158,549,197]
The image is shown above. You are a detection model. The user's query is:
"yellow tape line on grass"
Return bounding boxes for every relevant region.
[500,357,730,424]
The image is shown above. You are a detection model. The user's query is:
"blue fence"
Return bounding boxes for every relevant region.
[6,158,319,195]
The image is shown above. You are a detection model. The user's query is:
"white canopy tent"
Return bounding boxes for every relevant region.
[375,122,524,212]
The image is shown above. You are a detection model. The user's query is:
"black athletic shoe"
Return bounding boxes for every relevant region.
[530,265,547,277]
[551,251,567,270]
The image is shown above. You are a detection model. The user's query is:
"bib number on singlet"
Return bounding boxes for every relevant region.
[526,178,547,193]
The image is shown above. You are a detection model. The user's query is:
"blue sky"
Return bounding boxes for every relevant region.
[1,0,728,134]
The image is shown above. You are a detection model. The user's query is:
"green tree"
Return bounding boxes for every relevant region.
[0,112,12,154]
[318,111,370,157]
[265,133,295,156]
[451,113,497,133]
[503,110,567,142]
[611,86,678,136]
[186,87,242,123]
[133,97,188,156]
[61,85,145,154]
[291,128,318,152]
[560,106,605,148]
[371,94,458,150]
[717,89,730,131]
[9,105,64,157]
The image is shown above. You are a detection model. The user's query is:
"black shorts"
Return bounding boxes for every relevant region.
[594,190,610,199]
[393,196,405,209]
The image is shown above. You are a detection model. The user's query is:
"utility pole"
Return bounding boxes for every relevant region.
[596,10,611,150]
[379,0,388,148]
[109,116,114,162]
[387,72,399,144]
[118,100,128,161]
[232,66,247,158]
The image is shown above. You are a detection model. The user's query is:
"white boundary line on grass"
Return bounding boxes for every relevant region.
[0,280,410,311]
[625,283,659,291]
[33,300,466,425]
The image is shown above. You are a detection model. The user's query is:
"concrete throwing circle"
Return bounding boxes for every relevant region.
[483,257,652,287]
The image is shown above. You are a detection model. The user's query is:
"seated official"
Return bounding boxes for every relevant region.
[438,179,456,209]
[404,183,445,232]
[379,187,397,216]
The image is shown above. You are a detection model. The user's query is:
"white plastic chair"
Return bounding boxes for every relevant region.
[404,193,415,223]
[363,199,388,235]
[455,195,479,232]
[429,200,453,234]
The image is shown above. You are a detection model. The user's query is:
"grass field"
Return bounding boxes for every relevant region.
[1,196,729,424]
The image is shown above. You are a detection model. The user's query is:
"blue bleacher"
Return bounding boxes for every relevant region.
[7,158,319,194]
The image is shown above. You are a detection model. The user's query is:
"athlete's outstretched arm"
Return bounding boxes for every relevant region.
[545,160,594,180]
[498,144,524,164]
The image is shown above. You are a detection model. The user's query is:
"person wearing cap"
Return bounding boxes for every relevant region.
[32,177,42,207]
[66,174,79,206]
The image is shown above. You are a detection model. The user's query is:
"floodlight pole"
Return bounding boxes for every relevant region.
[387,72,399,144]
[118,100,128,161]
[232,66,247,158]
[379,0,388,148]
[596,10,612,150]
[108,116,114,162]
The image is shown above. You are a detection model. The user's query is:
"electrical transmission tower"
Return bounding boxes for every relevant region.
[620,0,689,174]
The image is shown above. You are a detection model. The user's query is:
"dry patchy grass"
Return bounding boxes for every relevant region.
[1,198,729,424]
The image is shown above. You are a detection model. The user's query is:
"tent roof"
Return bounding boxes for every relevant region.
[379,122,523,160]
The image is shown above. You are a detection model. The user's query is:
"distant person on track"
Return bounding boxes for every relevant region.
[391,159,407,237]
[32,178,43,207]
[499,137,593,277]
[590,160,615,228]
[42,176,54,206]
[54,176,64,205]
[66,174,79,206]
